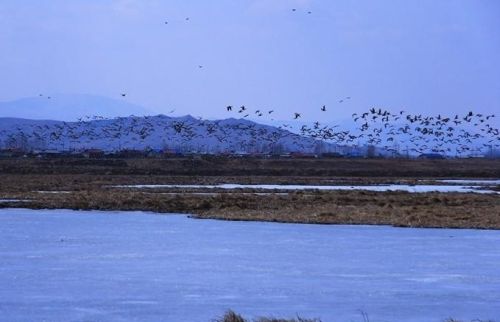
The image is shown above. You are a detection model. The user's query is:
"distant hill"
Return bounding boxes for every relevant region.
[0,114,342,154]
[0,94,152,121]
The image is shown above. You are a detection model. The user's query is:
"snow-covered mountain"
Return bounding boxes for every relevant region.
[0,94,152,121]
[0,114,339,154]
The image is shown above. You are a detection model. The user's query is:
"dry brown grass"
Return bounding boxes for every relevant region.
[0,157,499,229]
[1,174,499,229]
[1,157,499,177]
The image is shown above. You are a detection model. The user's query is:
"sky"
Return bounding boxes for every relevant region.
[0,0,499,122]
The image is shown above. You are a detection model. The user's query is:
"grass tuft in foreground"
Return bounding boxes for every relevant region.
[214,312,496,322]
[444,319,496,322]
[214,310,321,322]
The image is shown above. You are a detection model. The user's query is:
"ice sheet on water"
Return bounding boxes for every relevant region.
[435,179,500,185]
[36,191,72,194]
[0,208,499,322]
[112,183,499,194]
[0,199,31,203]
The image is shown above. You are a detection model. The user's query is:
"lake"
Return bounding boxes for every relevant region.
[0,209,499,322]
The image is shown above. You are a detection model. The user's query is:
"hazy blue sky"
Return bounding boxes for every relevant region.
[0,0,499,121]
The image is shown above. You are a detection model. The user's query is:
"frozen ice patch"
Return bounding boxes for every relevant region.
[36,191,72,194]
[112,184,499,194]
[0,199,31,203]
[435,179,500,185]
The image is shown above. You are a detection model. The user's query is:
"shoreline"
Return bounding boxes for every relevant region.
[1,188,499,230]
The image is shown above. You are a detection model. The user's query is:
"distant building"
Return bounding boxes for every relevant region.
[418,153,446,160]
[290,152,317,159]
[37,150,64,158]
[114,149,146,158]
[83,149,105,159]
[0,148,24,158]
[345,152,364,158]
[320,152,344,158]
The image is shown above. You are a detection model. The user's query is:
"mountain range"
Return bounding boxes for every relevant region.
[0,94,152,121]
[0,114,345,154]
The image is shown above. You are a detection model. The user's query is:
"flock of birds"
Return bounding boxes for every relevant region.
[3,7,498,157]
[221,102,499,156]
[1,99,498,157]
[1,113,323,154]
[313,108,498,156]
